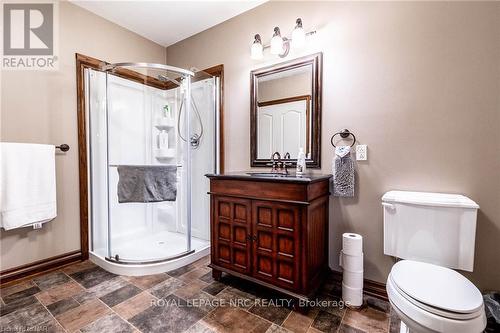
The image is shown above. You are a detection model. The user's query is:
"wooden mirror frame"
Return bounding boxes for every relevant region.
[250,52,322,168]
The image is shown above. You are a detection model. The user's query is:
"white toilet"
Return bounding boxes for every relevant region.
[382,191,487,333]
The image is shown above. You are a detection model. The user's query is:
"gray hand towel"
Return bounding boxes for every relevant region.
[117,165,177,203]
[332,146,355,197]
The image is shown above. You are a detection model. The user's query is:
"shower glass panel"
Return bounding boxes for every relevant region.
[87,69,108,258]
[190,73,218,242]
[86,64,217,265]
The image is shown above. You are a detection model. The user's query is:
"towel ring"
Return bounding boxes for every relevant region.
[330,129,356,148]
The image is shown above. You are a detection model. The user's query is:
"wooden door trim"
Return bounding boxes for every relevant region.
[198,64,225,173]
[76,53,102,260]
[76,53,225,261]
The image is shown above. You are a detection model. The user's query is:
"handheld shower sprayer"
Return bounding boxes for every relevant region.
[157,74,204,149]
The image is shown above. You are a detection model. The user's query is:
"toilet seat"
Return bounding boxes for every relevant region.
[387,260,486,333]
[389,273,483,320]
[391,260,483,314]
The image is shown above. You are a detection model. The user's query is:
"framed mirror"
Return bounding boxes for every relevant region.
[250,52,322,168]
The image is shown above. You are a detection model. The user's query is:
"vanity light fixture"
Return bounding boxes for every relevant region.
[251,34,263,60]
[251,18,316,59]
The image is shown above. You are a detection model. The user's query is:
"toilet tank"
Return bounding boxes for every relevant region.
[382,191,479,271]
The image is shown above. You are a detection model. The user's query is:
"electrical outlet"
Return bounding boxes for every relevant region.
[356,145,367,161]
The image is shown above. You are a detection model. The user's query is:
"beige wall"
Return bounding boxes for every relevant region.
[167,1,500,290]
[0,2,166,270]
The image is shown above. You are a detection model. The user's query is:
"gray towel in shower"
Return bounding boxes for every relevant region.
[332,146,355,197]
[117,165,177,203]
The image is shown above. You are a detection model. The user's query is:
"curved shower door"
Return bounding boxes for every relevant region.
[105,67,192,264]
[88,64,217,265]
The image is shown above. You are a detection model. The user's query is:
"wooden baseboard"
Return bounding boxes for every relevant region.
[0,250,83,285]
[363,277,388,301]
[331,270,388,301]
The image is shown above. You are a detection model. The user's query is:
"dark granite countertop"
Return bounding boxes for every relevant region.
[205,171,332,183]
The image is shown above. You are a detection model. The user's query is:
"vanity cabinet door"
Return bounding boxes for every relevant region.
[212,196,252,274]
[251,200,301,290]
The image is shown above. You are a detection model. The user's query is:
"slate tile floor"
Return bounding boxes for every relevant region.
[0,256,400,333]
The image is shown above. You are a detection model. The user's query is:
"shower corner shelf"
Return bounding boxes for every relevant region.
[154,117,175,129]
[154,148,176,159]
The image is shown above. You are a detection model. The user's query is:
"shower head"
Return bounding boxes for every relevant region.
[157,74,181,86]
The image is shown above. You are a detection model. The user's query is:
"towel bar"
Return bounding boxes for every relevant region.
[56,144,70,152]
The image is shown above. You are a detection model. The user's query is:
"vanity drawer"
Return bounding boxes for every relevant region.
[210,179,308,203]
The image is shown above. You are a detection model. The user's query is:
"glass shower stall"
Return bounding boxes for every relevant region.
[85,63,219,273]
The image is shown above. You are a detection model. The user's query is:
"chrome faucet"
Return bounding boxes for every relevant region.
[282,152,292,174]
[269,152,292,174]
[270,152,282,173]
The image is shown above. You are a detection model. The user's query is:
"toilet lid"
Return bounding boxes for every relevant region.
[391,260,483,314]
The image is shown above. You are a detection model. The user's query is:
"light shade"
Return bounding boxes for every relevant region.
[270,27,283,55]
[292,18,306,49]
[251,41,263,60]
[291,18,306,49]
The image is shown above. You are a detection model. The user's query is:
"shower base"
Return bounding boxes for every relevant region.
[90,230,210,276]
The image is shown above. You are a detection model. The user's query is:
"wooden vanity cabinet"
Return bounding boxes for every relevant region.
[207,174,331,301]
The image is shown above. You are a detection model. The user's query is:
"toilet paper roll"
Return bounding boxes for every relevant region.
[340,251,364,272]
[343,269,364,289]
[342,233,363,256]
[342,282,363,307]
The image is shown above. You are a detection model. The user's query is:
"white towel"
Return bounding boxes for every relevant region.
[1,143,57,230]
[335,146,351,158]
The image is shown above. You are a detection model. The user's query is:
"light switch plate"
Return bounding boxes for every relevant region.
[356,145,367,161]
